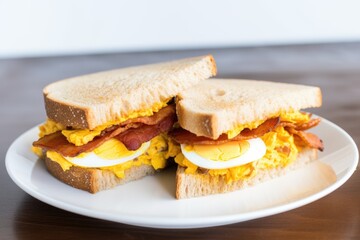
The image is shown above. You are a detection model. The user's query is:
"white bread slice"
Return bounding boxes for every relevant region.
[44,55,216,130]
[177,79,322,139]
[44,156,159,193]
[176,148,318,199]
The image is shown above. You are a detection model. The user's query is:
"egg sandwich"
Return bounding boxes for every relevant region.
[169,79,324,199]
[32,55,217,193]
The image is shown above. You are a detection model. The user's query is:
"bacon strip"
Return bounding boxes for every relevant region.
[33,123,141,157]
[169,118,279,145]
[33,105,176,157]
[279,118,321,131]
[277,117,323,151]
[115,114,176,150]
[287,127,324,151]
[234,118,280,140]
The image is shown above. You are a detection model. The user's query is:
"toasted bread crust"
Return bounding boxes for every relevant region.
[45,157,156,193]
[44,96,90,129]
[175,148,318,199]
[177,79,322,139]
[44,55,217,129]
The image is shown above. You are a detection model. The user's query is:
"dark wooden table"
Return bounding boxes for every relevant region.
[1,43,359,239]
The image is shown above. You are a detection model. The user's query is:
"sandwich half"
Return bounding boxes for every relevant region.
[169,79,324,199]
[32,55,217,193]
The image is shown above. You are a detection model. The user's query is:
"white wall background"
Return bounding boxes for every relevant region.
[1,0,360,58]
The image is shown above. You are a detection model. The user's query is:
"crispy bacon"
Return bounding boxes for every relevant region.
[286,127,324,151]
[169,118,279,145]
[277,117,323,151]
[279,118,321,131]
[33,105,176,157]
[33,123,141,157]
[115,114,176,150]
[233,118,280,140]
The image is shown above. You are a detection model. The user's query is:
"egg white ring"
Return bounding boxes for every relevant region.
[65,141,151,168]
[181,138,266,169]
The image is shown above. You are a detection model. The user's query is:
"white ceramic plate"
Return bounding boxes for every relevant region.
[5,117,358,229]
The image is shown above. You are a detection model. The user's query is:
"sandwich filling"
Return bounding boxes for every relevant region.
[33,102,178,179]
[169,111,323,183]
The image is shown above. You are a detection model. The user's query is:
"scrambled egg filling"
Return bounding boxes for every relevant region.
[34,107,311,183]
[34,100,178,179]
[38,119,65,138]
[46,135,178,179]
[175,111,310,183]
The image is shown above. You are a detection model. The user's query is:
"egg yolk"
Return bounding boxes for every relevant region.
[184,141,250,161]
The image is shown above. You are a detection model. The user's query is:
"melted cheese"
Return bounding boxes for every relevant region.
[39,100,170,146]
[46,135,179,179]
[176,111,309,183]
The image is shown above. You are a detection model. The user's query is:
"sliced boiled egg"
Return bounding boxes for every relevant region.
[65,138,150,168]
[181,138,266,169]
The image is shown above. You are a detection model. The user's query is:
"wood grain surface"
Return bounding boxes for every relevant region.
[1,43,359,240]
